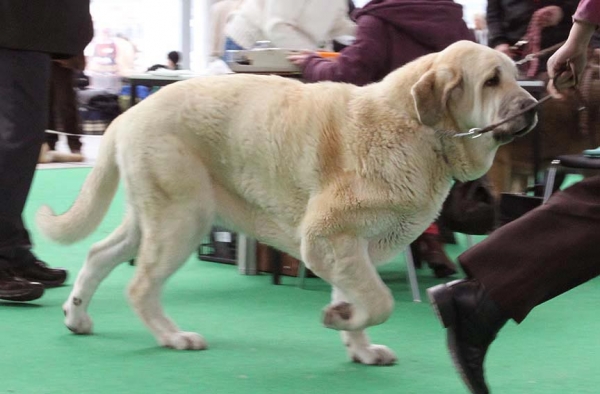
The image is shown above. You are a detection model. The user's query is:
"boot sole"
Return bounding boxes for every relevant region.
[15,275,67,288]
[427,282,488,394]
[0,287,45,302]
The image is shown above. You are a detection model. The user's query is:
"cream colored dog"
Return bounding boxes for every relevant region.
[37,41,537,365]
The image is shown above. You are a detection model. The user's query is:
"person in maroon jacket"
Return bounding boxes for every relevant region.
[289,0,475,278]
[289,0,474,85]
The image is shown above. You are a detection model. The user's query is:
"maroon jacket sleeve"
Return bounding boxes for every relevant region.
[299,14,390,86]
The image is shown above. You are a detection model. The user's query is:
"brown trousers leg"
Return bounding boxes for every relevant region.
[459,175,600,323]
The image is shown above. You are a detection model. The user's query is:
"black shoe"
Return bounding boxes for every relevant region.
[0,268,45,302]
[11,250,68,288]
[427,279,508,394]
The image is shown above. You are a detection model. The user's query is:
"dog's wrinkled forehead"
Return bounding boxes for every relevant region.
[436,41,518,81]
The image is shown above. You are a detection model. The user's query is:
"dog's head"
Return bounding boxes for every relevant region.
[408,41,538,179]
[411,40,538,142]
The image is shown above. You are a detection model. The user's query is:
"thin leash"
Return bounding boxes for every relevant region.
[45,129,103,138]
[513,41,566,66]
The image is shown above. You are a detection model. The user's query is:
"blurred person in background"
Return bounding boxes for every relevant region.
[472,12,488,46]
[113,34,137,77]
[487,0,579,78]
[0,1,93,301]
[210,0,245,60]
[147,51,183,72]
[46,53,86,159]
[224,0,357,53]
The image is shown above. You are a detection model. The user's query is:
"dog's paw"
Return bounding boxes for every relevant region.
[64,304,93,335]
[349,344,397,366]
[160,332,208,350]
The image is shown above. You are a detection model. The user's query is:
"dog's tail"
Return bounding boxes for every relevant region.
[36,118,121,244]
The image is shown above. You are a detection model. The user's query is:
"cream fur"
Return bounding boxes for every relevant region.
[36,41,537,363]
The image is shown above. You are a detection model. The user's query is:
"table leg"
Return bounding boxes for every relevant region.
[270,247,282,285]
[130,82,137,108]
[236,234,257,275]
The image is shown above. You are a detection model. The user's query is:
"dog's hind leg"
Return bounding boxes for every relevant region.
[127,200,213,351]
[64,212,140,334]
[333,287,397,366]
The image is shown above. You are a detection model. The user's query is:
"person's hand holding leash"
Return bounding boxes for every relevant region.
[547,18,596,98]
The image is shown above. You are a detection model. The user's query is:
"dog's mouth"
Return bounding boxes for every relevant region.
[492,113,537,144]
[513,124,532,137]
[491,96,539,143]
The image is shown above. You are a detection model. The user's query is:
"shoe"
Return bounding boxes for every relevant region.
[11,250,68,288]
[415,233,458,278]
[427,279,508,394]
[0,268,45,302]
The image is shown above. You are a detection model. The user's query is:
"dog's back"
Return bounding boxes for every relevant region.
[118,74,359,227]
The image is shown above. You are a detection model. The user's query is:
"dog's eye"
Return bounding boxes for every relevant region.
[485,75,500,87]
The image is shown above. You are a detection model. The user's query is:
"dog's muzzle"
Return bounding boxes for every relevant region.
[491,97,539,143]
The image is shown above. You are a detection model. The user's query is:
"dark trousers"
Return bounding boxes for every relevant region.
[0,48,51,268]
[47,62,82,152]
[460,175,600,323]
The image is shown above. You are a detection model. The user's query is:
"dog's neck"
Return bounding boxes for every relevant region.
[434,128,499,182]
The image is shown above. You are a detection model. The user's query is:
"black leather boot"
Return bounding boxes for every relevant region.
[0,268,45,302]
[427,279,508,394]
[10,249,68,288]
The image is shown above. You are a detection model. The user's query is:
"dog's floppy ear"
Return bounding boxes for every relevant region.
[410,67,462,127]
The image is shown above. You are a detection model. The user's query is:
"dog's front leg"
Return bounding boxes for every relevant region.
[332,287,398,365]
[301,234,396,364]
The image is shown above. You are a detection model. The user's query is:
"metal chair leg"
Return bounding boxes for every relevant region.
[297,261,307,288]
[543,160,560,204]
[404,247,422,302]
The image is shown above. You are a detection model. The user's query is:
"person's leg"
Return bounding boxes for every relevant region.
[427,175,600,394]
[461,175,600,322]
[0,49,51,253]
[0,48,51,300]
[52,64,83,153]
[0,48,66,300]
[414,222,458,278]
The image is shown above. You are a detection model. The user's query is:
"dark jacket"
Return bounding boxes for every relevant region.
[0,0,93,57]
[487,0,579,50]
[300,0,474,85]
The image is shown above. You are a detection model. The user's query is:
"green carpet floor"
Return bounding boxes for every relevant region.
[1,168,599,394]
